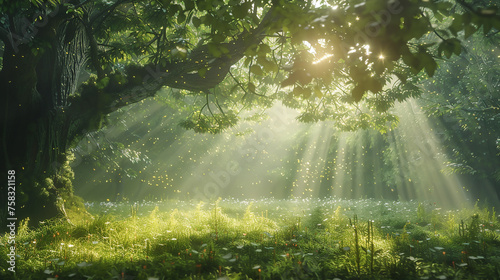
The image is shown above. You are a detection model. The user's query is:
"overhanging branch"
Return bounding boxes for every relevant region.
[90,7,278,114]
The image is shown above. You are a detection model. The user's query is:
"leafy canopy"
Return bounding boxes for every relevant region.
[2,0,499,133]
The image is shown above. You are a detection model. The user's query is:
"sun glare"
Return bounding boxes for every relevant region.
[313,53,334,64]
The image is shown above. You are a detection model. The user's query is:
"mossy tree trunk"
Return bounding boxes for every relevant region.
[0,12,91,225]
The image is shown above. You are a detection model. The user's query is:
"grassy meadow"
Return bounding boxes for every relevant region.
[2,198,500,279]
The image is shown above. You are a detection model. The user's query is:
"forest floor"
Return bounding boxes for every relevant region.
[2,197,500,279]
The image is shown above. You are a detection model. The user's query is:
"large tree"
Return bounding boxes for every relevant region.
[0,0,498,225]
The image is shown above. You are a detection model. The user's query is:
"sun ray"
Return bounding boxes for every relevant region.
[391,99,472,208]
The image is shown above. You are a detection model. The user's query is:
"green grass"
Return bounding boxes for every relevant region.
[2,198,500,279]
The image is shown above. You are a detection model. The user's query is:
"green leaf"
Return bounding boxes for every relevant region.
[438,39,461,59]
[232,3,250,19]
[262,60,278,73]
[464,25,477,39]
[292,86,311,99]
[244,44,258,56]
[257,56,278,73]
[352,85,365,102]
[281,76,296,87]
[96,77,110,90]
[394,72,408,83]
[196,0,213,11]
[257,44,272,55]
[419,52,437,76]
[350,66,370,83]
[449,38,462,56]
[407,18,429,40]
[211,33,226,43]
[313,86,323,98]
[250,65,264,76]
[248,82,256,92]
[177,12,186,23]
[192,17,201,28]
[493,18,500,34]
[482,17,493,35]
[169,4,183,16]
[438,43,451,59]
[243,57,252,67]
[366,78,383,93]
[293,70,313,85]
[201,14,214,25]
[401,51,423,74]
[184,0,195,10]
[449,14,463,36]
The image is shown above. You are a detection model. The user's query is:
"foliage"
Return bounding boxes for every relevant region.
[419,32,500,184]
[3,0,499,132]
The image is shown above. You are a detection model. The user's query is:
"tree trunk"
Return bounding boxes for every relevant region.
[0,15,91,227]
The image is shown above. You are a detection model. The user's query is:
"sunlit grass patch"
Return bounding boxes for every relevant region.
[2,198,500,279]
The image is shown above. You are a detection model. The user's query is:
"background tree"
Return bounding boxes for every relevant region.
[0,0,499,225]
[420,32,500,191]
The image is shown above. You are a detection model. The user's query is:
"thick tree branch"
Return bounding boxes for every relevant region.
[81,7,278,115]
